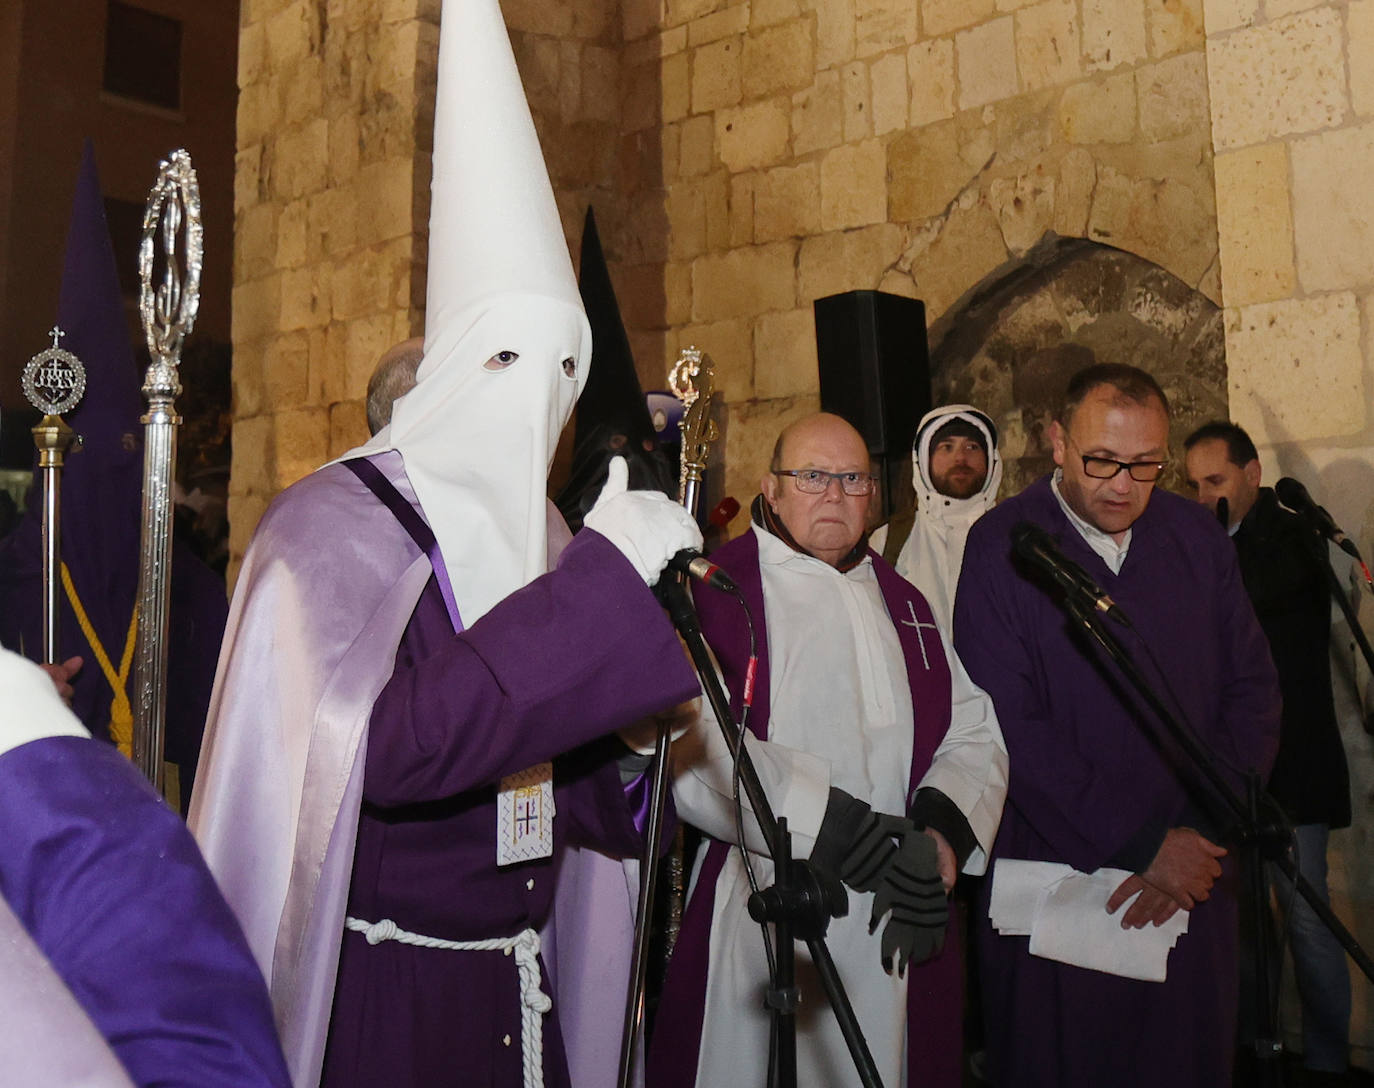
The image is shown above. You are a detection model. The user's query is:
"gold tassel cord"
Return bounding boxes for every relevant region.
[60,562,137,756]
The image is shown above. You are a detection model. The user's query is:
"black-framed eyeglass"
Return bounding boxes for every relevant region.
[774,468,875,496]
[1068,436,1167,482]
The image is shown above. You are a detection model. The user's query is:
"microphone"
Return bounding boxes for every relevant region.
[1011,521,1129,625]
[665,549,738,593]
[1275,477,1362,561]
[708,496,741,529]
[1215,496,1229,529]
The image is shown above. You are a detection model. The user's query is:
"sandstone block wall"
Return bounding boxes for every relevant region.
[616,0,1218,506]
[1205,1,1374,1052]
[229,0,438,567]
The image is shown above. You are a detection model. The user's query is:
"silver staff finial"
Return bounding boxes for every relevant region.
[132,147,203,798]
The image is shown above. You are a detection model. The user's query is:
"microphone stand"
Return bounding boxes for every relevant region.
[620,349,716,1088]
[1321,555,1374,738]
[1049,585,1374,1083]
[658,574,883,1088]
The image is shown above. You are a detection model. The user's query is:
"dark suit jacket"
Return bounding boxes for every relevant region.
[1234,487,1351,827]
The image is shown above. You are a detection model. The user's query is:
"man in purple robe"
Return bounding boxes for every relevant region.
[954,364,1281,1086]
[188,3,702,1087]
[0,647,289,1087]
[650,412,1007,1088]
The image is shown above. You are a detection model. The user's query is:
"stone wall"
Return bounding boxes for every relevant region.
[1204,0,1374,1054]
[615,0,1217,508]
[229,0,438,565]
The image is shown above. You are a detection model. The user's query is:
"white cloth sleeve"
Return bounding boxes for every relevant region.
[0,650,89,759]
[670,649,831,858]
[912,627,1009,875]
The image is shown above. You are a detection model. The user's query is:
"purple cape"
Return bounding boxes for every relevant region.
[649,529,964,1087]
[953,476,1280,1087]
[0,735,289,1086]
[190,452,698,1086]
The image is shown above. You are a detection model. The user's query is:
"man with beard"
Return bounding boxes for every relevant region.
[871,406,1001,632]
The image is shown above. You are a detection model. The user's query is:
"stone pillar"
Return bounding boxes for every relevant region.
[1206,0,1374,1058]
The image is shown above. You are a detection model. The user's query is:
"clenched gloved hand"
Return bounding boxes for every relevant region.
[583,457,703,586]
[811,788,915,893]
[869,828,947,977]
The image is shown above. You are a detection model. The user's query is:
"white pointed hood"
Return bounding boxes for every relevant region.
[877,404,1001,632]
[339,0,591,624]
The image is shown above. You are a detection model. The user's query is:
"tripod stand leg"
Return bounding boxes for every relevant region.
[1245,776,1284,1088]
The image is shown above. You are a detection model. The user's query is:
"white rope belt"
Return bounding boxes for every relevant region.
[345,916,551,1088]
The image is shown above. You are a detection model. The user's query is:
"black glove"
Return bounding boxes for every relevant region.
[868,828,947,977]
[810,788,915,893]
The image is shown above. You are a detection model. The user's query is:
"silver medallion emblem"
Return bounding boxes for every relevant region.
[23,326,87,416]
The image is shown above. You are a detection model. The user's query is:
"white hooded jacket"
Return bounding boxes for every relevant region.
[870,405,1002,633]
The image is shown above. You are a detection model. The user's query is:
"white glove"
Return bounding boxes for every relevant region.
[583,457,703,586]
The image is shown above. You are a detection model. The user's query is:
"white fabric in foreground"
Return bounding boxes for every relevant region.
[990,858,1190,983]
[0,892,134,1088]
[0,648,89,758]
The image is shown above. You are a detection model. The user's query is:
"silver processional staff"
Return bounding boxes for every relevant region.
[22,326,87,663]
[131,148,202,791]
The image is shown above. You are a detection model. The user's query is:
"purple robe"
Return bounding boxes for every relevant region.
[0,735,289,1086]
[191,452,698,1087]
[953,476,1281,1087]
[649,529,964,1088]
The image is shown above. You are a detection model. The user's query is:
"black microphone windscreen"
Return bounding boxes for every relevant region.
[1215,496,1229,528]
[1275,476,1310,511]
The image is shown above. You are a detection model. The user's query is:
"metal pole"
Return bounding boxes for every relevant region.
[22,327,86,664]
[131,149,201,791]
[617,348,717,1088]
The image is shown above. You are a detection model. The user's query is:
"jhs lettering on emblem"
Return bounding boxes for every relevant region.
[496,762,556,866]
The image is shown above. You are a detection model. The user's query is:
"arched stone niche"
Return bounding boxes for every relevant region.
[927,234,1226,499]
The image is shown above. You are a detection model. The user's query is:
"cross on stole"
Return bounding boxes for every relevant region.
[900,600,938,671]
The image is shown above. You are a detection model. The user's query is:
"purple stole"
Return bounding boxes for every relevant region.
[648,529,963,1088]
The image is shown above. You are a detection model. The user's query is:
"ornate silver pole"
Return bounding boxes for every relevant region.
[131,149,202,791]
[618,347,717,1088]
[22,327,87,663]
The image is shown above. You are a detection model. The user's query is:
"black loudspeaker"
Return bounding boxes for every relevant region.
[813,290,931,457]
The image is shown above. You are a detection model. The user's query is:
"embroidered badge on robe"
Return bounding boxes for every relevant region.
[497,762,556,864]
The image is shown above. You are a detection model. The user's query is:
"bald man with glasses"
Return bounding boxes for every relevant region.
[649,412,1007,1088]
[952,364,1280,1088]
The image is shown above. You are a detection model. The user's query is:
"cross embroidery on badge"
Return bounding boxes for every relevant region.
[514,787,540,837]
[900,600,938,671]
